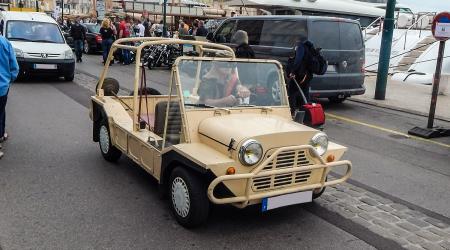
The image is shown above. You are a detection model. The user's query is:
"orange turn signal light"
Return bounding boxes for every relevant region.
[226,167,236,175]
[327,155,335,162]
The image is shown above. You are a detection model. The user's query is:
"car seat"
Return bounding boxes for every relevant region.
[154,101,182,145]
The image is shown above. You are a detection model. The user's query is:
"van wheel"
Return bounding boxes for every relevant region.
[98,119,122,162]
[328,96,347,104]
[64,72,74,81]
[169,167,209,228]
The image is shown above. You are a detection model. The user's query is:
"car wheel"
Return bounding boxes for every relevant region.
[64,72,75,81]
[328,96,347,104]
[312,177,327,200]
[98,119,122,162]
[84,40,90,54]
[169,167,209,228]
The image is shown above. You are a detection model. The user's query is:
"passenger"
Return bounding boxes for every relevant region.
[198,63,250,107]
[231,30,255,59]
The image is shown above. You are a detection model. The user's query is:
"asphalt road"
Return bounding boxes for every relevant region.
[0,80,377,249]
[1,54,449,249]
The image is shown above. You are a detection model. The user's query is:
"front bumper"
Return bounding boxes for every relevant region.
[207,145,352,208]
[17,58,75,76]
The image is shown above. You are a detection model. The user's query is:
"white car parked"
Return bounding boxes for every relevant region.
[0,11,75,81]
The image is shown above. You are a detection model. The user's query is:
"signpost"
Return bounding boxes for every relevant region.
[408,12,450,139]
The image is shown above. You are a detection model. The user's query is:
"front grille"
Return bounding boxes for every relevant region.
[252,149,314,192]
[263,149,313,171]
[26,53,60,58]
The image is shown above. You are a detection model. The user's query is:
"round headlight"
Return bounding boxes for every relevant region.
[239,139,263,166]
[310,133,328,156]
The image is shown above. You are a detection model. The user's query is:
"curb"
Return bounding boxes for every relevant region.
[348,97,450,123]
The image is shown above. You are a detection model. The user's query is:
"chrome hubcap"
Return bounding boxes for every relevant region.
[99,125,110,154]
[171,177,190,218]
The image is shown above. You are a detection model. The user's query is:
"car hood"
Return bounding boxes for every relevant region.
[198,113,318,148]
[11,41,71,54]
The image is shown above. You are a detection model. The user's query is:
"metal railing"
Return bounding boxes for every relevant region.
[391,12,437,50]
[363,16,383,40]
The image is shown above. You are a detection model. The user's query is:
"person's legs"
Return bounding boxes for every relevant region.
[74,40,83,62]
[106,39,113,64]
[101,40,108,63]
[0,93,7,156]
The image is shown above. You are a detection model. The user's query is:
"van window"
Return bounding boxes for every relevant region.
[214,20,236,43]
[340,22,363,50]
[236,20,263,45]
[259,20,307,47]
[310,21,340,50]
[7,20,65,44]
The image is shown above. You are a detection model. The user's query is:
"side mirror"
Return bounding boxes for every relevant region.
[206,32,214,42]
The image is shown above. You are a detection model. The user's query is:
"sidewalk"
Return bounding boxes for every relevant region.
[350,76,450,122]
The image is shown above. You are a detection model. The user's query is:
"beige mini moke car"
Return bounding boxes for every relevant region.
[90,38,352,228]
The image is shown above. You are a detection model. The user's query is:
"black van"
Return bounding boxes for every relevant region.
[207,16,366,103]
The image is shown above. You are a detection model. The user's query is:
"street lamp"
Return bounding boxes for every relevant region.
[162,0,167,37]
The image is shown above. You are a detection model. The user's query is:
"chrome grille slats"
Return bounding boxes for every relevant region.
[26,53,60,58]
[252,148,315,191]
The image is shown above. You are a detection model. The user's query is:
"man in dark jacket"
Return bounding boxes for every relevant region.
[195,20,208,37]
[70,17,86,63]
[286,40,313,114]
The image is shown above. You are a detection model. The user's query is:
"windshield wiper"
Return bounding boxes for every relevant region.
[237,104,256,107]
[32,39,57,43]
[185,103,214,108]
[9,37,33,41]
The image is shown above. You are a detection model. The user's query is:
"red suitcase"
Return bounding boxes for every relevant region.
[291,78,325,127]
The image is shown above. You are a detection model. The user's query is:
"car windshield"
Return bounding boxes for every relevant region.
[6,21,65,43]
[85,24,100,33]
[177,59,287,108]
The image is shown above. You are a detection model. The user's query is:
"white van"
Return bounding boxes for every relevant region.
[0,11,75,81]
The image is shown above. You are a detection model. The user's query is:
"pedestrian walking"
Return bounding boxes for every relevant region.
[231,30,255,59]
[70,17,86,63]
[195,20,208,37]
[0,35,19,159]
[100,18,114,65]
[143,18,151,37]
[118,16,131,65]
[178,21,188,36]
[136,19,145,37]
[286,40,313,114]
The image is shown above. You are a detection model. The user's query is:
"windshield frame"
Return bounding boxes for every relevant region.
[173,57,289,111]
[6,20,65,44]
[84,24,100,33]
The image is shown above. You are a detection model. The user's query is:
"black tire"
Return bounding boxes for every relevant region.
[129,87,161,96]
[95,78,120,96]
[147,59,156,70]
[64,72,74,81]
[312,177,327,200]
[328,96,347,104]
[169,167,210,228]
[98,118,122,162]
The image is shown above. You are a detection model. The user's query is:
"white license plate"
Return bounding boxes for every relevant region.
[35,64,57,69]
[327,65,336,72]
[262,191,312,212]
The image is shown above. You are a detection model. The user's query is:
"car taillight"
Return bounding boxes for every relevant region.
[361,57,366,73]
[96,35,102,43]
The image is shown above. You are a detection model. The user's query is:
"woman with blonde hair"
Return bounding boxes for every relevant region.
[100,18,115,65]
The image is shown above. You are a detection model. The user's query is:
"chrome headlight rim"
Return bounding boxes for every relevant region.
[310,132,329,156]
[239,139,263,166]
[64,49,74,59]
[14,48,24,58]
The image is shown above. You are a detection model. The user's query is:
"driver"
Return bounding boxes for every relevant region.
[198,62,251,107]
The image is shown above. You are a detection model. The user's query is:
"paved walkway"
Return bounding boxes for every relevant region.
[351,76,450,122]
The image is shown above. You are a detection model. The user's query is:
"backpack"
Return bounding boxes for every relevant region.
[303,41,328,76]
